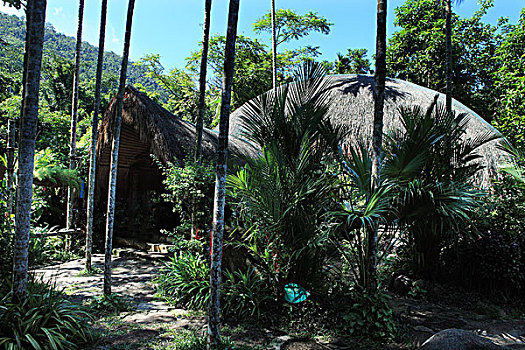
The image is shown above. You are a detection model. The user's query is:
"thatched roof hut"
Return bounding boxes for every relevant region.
[225,74,508,187]
[95,86,259,240]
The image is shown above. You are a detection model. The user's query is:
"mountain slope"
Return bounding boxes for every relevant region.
[0,11,154,90]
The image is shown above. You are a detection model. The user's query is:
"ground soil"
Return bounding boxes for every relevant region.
[32,251,525,349]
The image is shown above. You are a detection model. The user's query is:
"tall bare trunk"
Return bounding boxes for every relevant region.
[14,0,32,230]
[66,0,84,255]
[195,0,212,162]
[207,0,240,348]
[12,0,47,303]
[445,0,452,113]
[86,0,108,272]
[368,0,387,294]
[7,119,16,216]
[271,0,277,89]
[104,0,135,296]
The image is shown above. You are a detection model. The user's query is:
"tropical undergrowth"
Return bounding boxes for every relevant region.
[0,280,94,350]
[155,62,518,343]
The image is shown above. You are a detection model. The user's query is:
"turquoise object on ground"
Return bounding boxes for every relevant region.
[284,283,310,303]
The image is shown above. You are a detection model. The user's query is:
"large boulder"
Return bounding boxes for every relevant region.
[419,329,507,350]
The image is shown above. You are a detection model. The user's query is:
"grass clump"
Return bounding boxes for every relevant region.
[0,281,94,349]
[87,293,132,316]
[154,329,253,350]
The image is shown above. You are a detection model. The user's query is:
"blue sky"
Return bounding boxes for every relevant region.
[1,0,523,71]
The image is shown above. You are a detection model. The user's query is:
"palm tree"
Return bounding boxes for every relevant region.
[194,0,212,161]
[66,0,85,246]
[104,0,136,296]
[228,62,344,298]
[85,0,108,272]
[270,0,277,89]
[333,143,394,289]
[12,0,47,303]
[382,100,500,278]
[368,0,387,294]
[208,0,240,347]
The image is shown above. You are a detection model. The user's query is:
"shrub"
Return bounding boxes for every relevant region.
[156,252,272,319]
[0,281,94,349]
[29,227,81,266]
[443,233,523,297]
[87,293,132,316]
[383,102,494,279]
[223,267,272,320]
[159,158,215,238]
[442,173,525,297]
[155,252,210,310]
[341,289,397,340]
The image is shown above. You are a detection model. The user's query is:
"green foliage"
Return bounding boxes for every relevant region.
[0,281,94,349]
[29,231,79,266]
[442,173,525,297]
[0,11,155,99]
[0,175,13,282]
[383,102,498,278]
[156,252,272,319]
[134,54,218,125]
[223,267,272,320]
[155,252,210,310]
[187,11,332,109]
[332,143,395,289]
[476,174,525,237]
[34,166,81,189]
[187,35,273,110]
[386,0,499,120]
[332,49,372,75]
[159,158,215,237]
[156,330,244,350]
[341,290,397,339]
[492,10,525,149]
[445,233,523,297]
[87,294,132,316]
[228,62,344,297]
[253,9,332,46]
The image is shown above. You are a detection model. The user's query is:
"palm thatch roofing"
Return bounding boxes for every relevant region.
[97,85,260,166]
[225,74,509,187]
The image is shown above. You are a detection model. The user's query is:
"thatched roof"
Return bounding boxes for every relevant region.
[225,74,509,187]
[97,86,260,166]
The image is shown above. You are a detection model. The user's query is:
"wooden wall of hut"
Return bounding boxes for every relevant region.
[95,123,177,242]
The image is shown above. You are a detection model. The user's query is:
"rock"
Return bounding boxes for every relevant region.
[419,329,507,350]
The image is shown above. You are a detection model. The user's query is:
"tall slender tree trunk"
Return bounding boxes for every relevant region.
[12,0,47,303]
[85,0,108,272]
[270,0,277,89]
[104,0,135,296]
[195,0,212,162]
[208,0,240,348]
[445,0,452,113]
[7,119,16,216]
[14,0,33,228]
[66,0,84,253]
[368,0,387,295]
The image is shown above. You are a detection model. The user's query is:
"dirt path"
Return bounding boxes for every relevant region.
[32,253,525,349]
[32,252,207,349]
